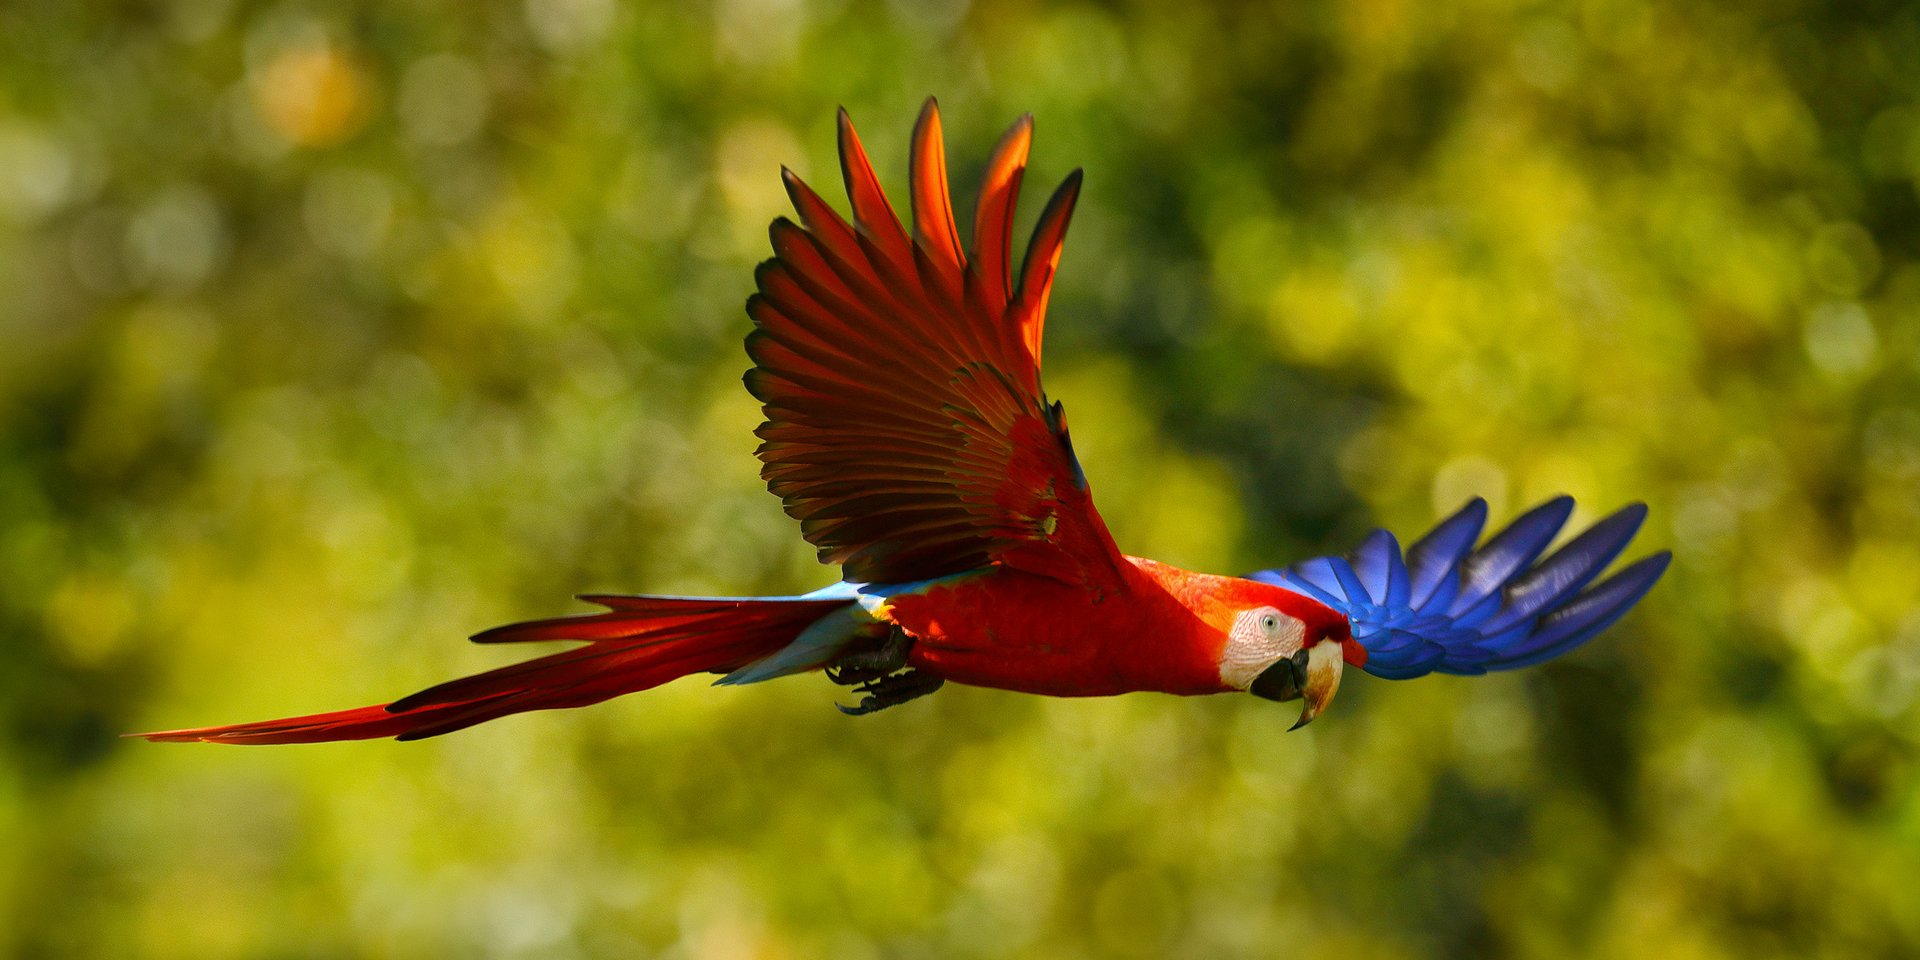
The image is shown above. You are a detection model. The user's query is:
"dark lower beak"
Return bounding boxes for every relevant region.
[1249,649,1311,702]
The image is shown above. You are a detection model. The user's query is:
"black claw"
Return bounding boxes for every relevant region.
[835,669,945,716]
[836,699,886,717]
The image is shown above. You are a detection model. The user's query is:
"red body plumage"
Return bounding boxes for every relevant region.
[893,559,1347,698]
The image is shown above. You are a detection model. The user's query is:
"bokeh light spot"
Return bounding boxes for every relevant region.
[250,38,372,148]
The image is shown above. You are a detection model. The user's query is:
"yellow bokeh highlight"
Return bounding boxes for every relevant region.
[252,41,371,148]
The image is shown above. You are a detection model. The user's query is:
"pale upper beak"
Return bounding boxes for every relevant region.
[1249,639,1346,730]
[1288,638,1345,731]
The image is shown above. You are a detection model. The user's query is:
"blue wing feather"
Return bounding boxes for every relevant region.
[1449,496,1573,617]
[1480,502,1647,634]
[1405,498,1486,608]
[1328,557,1369,608]
[1253,497,1668,680]
[1486,552,1671,669]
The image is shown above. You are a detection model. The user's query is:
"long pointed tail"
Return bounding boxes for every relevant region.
[135,596,851,744]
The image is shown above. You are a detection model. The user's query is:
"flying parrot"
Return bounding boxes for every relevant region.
[139,101,1670,744]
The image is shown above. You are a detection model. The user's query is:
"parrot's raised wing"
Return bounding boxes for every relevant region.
[1250,497,1670,680]
[748,99,1125,590]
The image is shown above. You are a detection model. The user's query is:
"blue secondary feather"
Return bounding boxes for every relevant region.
[1249,497,1670,680]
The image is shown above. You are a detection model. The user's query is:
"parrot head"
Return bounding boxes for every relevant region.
[1216,587,1366,730]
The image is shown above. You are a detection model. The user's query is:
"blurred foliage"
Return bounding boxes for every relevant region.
[3,0,1919,956]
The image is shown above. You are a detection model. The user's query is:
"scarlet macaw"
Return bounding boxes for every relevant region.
[139,101,1669,744]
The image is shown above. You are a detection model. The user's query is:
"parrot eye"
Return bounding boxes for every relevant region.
[1260,613,1279,634]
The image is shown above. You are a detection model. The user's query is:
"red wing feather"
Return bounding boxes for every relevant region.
[970,115,1031,310]
[1013,170,1082,368]
[909,100,966,291]
[749,98,1121,588]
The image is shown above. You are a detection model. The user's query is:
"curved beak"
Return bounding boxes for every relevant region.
[1247,639,1348,730]
[1287,639,1345,731]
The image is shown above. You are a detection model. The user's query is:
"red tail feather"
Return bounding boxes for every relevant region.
[136,597,847,744]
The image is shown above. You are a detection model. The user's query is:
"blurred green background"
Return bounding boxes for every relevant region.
[3,0,1918,956]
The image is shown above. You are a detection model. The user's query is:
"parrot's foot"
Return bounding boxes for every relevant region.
[825,627,912,686]
[834,669,945,716]
[826,627,941,715]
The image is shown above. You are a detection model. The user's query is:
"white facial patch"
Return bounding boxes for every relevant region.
[1219,607,1306,690]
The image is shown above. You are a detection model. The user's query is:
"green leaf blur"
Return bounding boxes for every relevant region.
[3,0,1917,956]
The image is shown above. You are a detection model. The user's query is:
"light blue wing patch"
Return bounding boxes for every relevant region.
[715,603,883,686]
[846,570,988,614]
[800,581,864,601]
[716,572,986,686]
